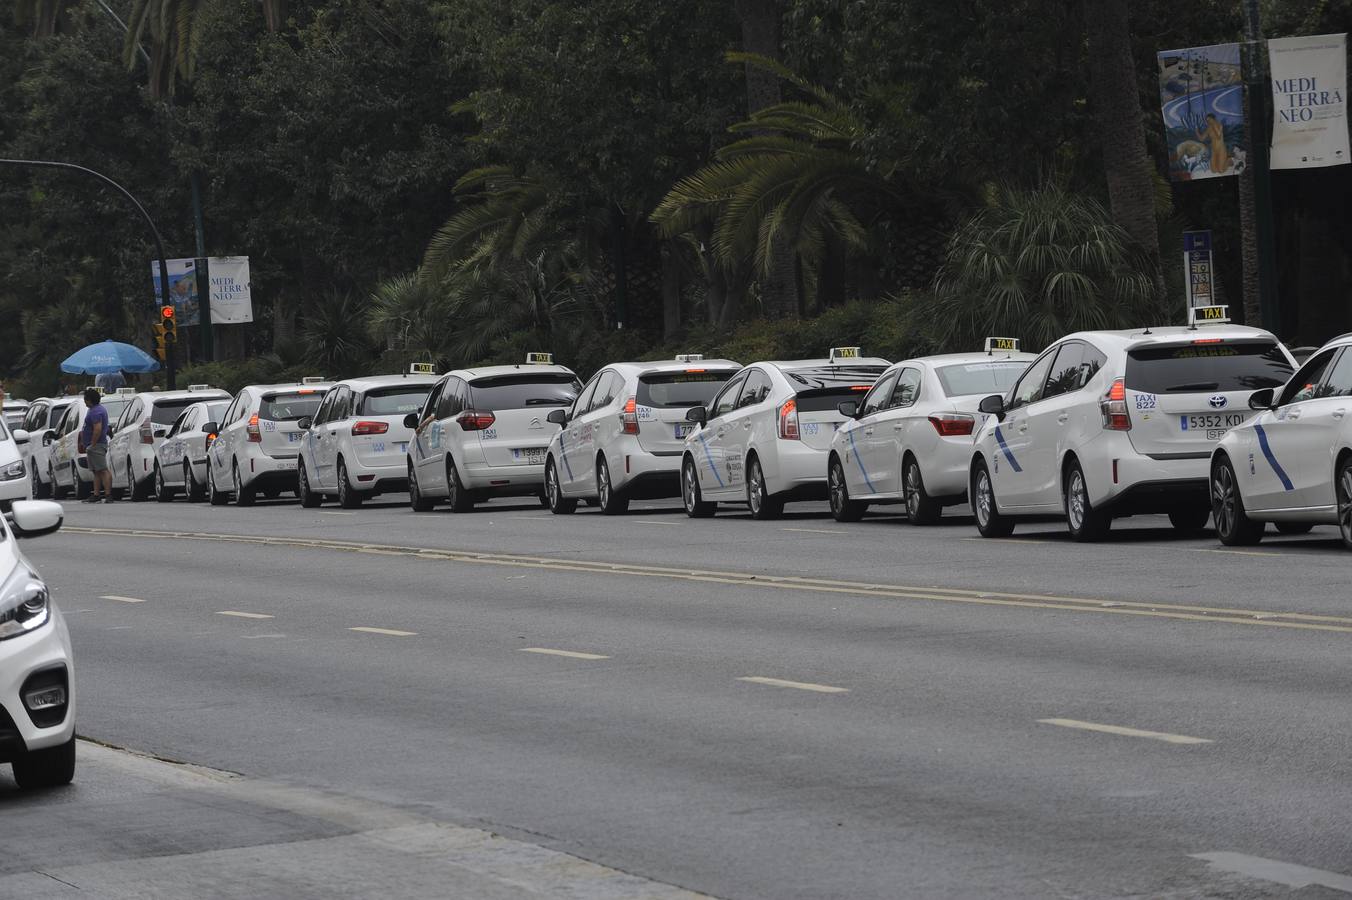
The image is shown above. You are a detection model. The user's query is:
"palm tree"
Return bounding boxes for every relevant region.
[14,0,77,37]
[298,289,372,375]
[123,0,288,98]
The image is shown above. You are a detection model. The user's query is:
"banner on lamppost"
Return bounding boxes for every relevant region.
[1183,230,1215,310]
[1268,33,1349,169]
[207,256,254,324]
[1158,43,1247,181]
[149,258,201,326]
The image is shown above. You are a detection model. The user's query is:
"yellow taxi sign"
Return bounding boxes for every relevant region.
[829,347,862,363]
[1188,304,1230,326]
[525,352,554,365]
[984,337,1020,354]
[409,362,436,375]
[675,353,704,362]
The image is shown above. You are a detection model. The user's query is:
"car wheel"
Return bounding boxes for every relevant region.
[970,458,1014,538]
[408,464,434,512]
[184,460,204,502]
[903,457,942,525]
[73,464,91,500]
[682,456,715,518]
[1275,521,1314,536]
[128,458,152,501]
[11,735,75,789]
[337,459,362,509]
[746,456,783,521]
[596,455,629,515]
[1167,505,1210,534]
[233,461,256,507]
[446,458,475,513]
[1211,456,1264,546]
[298,462,322,508]
[828,458,866,523]
[1336,457,1352,550]
[208,464,229,506]
[31,465,51,500]
[546,458,577,515]
[154,464,174,502]
[1064,460,1111,542]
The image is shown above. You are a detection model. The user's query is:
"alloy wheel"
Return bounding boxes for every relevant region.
[975,470,992,526]
[1067,471,1086,530]
[1213,465,1236,537]
[1340,467,1352,547]
[905,464,921,518]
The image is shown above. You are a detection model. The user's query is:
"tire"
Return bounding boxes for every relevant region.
[73,464,91,500]
[153,464,174,502]
[538,492,550,509]
[1167,505,1210,534]
[596,455,629,515]
[232,462,256,507]
[1275,521,1314,536]
[31,464,51,500]
[1064,460,1111,542]
[128,458,152,501]
[546,458,577,515]
[446,458,474,513]
[337,459,363,509]
[903,456,942,525]
[682,456,715,518]
[970,458,1014,538]
[184,460,205,502]
[746,456,783,520]
[1338,457,1352,551]
[51,466,68,500]
[828,457,866,522]
[12,736,75,790]
[208,464,229,506]
[408,464,434,512]
[297,461,322,508]
[1211,456,1264,546]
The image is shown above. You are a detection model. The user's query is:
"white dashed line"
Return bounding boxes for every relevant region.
[738,676,849,694]
[100,595,146,603]
[782,528,847,535]
[519,647,610,660]
[217,611,275,620]
[349,626,417,637]
[1038,718,1212,745]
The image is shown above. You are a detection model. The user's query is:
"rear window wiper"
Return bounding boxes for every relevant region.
[524,399,568,405]
[1163,381,1219,392]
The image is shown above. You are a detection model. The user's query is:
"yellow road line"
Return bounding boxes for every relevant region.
[518,647,610,660]
[100,595,145,603]
[1037,718,1213,745]
[217,611,274,620]
[738,676,849,694]
[349,626,416,637]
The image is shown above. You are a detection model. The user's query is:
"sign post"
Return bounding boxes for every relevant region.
[1183,230,1216,312]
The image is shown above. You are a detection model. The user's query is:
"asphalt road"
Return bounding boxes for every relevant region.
[7,492,1352,899]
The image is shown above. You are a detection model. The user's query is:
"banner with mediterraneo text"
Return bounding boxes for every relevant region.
[207,256,254,324]
[1158,43,1247,181]
[1268,33,1349,169]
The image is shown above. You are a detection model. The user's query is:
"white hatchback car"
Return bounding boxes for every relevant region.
[18,398,80,500]
[48,393,134,501]
[542,355,742,515]
[407,356,581,512]
[1209,333,1352,547]
[679,349,890,519]
[109,386,231,501]
[207,379,332,506]
[828,341,1035,523]
[0,499,75,790]
[0,418,30,512]
[969,310,1295,541]
[296,369,437,508]
[152,399,232,502]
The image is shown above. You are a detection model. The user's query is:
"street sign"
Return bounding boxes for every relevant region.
[1183,230,1215,311]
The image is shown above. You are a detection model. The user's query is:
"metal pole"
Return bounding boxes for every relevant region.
[0,158,175,387]
[1242,0,1281,333]
[190,171,213,362]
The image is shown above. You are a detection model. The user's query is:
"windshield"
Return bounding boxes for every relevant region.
[637,370,738,408]
[360,386,432,416]
[937,361,1030,397]
[468,374,580,409]
[151,398,199,425]
[785,365,888,390]
[260,392,325,421]
[102,398,131,421]
[1126,341,1293,394]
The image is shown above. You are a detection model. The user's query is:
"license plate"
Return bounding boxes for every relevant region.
[1181,413,1246,434]
[513,447,546,464]
[277,459,296,469]
[286,432,301,442]
[675,424,692,439]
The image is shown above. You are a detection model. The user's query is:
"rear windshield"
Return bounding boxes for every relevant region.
[468,374,580,409]
[937,361,1029,397]
[786,366,884,412]
[360,386,431,416]
[637,370,738,408]
[260,392,325,421]
[102,398,130,421]
[150,398,198,425]
[1126,341,1293,394]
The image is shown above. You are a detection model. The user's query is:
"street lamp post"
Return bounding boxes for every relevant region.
[0,158,177,389]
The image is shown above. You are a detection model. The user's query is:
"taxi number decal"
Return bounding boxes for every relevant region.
[804,423,820,436]
[636,405,656,421]
[263,420,277,432]
[1134,393,1157,410]
[483,428,498,440]
[372,441,386,453]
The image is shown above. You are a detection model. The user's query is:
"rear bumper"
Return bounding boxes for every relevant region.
[920,438,979,500]
[344,458,410,494]
[241,451,298,490]
[763,442,829,496]
[0,610,75,762]
[461,460,545,492]
[611,446,682,498]
[1090,444,1210,509]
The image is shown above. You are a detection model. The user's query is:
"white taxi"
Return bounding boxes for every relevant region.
[407,354,581,512]
[969,307,1295,541]
[828,340,1035,523]
[152,399,232,502]
[109,386,231,501]
[680,348,889,519]
[0,499,75,790]
[297,367,437,508]
[207,379,332,506]
[48,392,134,501]
[542,355,741,514]
[0,418,29,512]
[1209,332,1352,547]
[18,398,80,500]
[3,401,29,432]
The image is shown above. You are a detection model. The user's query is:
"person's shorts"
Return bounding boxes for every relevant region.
[86,444,109,473]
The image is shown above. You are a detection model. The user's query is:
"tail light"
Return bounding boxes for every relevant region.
[246,413,262,443]
[778,398,800,440]
[929,413,976,437]
[620,396,639,435]
[1101,378,1131,430]
[139,421,154,444]
[457,410,496,431]
[351,421,389,436]
[205,432,218,449]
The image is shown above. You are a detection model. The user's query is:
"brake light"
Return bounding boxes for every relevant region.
[850,384,871,391]
[620,396,639,435]
[139,421,153,444]
[928,413,976,437]
[246,413,262,443]
[1192,338,1223,345]
[351,421,389,436]
[1101,378,1131,430]
[205,432,218,449]
[457,410,496,431]
[778,398,800,440]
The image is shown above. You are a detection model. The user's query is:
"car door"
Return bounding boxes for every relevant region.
[212,393,245,482]
[870,368,919,496]
[696,370,749,497]
[719,368,772,492]
[991,347,1057,508]
[571,371,618,493]
[1021,341,1100,507]
[304,390,336,488]
[841,370,898,497]
[557,375,599,493]
[1247,347,1342,511]
[411,378,448,493]
[160,409,188,479]
[314,386,350,488]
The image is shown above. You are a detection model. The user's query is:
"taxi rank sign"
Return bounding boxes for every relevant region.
[1183,230,1215,310]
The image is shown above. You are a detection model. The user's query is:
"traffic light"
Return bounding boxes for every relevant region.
[161,304,178,348]
[152,322,167,361]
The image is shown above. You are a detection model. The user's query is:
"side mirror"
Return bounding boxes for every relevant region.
[107,425,116,437]
[403,413,419,429]
[546,409,568,426]
[685,406,707,427]
[153,427,168,439]
[201,421,220,433]
[6,500,63,538]
[296,416,313,431]
[41,430,55,447]
[12,429,29,445]
[1248,388,1276,410]
[836,400,859,419]
[978,394,1006,416]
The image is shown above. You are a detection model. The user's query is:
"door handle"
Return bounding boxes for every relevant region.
[743,421,752,429]
[864,427,874,436]
[1334,409,1346,419]
[1287,409,1302,420]
[1057,413,1069,424]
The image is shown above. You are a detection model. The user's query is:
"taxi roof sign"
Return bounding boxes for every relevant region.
[409,362,436,375]
[114,387,137,395]
[675,353,704,362]
[525,352,554,365]
[829,347,862,363]
[984,337,1020,354]
[187,383,211,391]
[1188,304,1230,327]
[301,376,325,385]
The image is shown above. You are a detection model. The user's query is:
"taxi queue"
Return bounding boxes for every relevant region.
[15,303,1352,550]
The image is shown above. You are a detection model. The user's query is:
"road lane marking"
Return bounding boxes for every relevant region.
[1190,852,1352,893]
[961,537,1052,545]
[1038,718,1212,745]
[1188,547,1278,557]
[518,647,609,660]
[101,595,145,604]
[217,611,274,620]
[633,520,679,526]
[319,511,356,516]
[349,626,417,637]
[62,527,1352,636]
[241,633,288,640]
[738,676,849,694]
[782,527,847,535]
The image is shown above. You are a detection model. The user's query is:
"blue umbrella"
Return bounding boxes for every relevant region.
[60,340,161,375]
